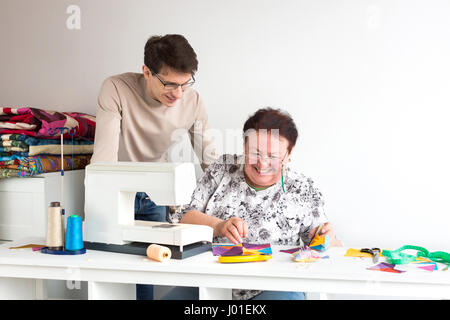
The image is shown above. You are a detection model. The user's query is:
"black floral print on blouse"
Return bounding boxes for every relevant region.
[168,154,328,300]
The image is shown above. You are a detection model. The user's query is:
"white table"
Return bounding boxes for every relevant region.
[0,237,449,300]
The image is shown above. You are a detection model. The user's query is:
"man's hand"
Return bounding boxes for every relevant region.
[215,217,248,244]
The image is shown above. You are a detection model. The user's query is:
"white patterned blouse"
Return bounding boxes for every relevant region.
[168,154,329,299]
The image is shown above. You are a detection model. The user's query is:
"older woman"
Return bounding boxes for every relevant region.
[166,107,341,300]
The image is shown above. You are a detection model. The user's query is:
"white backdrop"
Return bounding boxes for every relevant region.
[1,0,449,251]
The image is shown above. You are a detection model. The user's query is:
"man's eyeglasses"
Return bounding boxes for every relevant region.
[149,68,195,91]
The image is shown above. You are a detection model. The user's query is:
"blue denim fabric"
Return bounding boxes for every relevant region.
[250,291,305,300]
[160,286,199,300]
[134,192,167,222]
[135,192,167,300]
[159,286,305,300]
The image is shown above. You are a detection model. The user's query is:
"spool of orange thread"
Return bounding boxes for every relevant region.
[146,244,171,262]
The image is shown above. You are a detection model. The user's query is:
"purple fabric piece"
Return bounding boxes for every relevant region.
[212,243,272,256]
[280,247,302,254]
[220,246,243,256]
[370,262,395,269]
[367,262,406,273]
[212,246,228,256]
[242,243,269,250]
[212,245,243,256]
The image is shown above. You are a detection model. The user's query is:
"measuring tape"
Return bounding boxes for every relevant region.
[382,245,450,265]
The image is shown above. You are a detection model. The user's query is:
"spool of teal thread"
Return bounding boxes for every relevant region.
[65,214,83,251]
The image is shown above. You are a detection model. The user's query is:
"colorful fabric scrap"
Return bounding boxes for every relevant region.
[367,262,406,273]
[0,107,95,179]
[292,246,321,263]
[212,243,272,256]
[280,247,303,254]
[0,107,95,141]
[410,258,439,271]
[345,248,386,258]
[0,134,93,156]
[415,263,438,272]
[213,243,272,263]
[309,232,330,252]
[0,154,91,178]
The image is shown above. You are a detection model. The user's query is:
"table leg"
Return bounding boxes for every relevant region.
[199,287,232,300]
[88,281,136,300]
[0,277,43,299]
[35,279,48,299]
[319,292,329,300]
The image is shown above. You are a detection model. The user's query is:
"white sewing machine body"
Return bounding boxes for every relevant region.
[84,162,213,258]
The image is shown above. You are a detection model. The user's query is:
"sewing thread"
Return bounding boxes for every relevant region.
[46,202,64,250]
[65,214,84,251]
[146,244,171,262]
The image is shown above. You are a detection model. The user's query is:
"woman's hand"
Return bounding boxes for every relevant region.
[309,222,342,247]
[180,211,248,244]
[215,217,248,244]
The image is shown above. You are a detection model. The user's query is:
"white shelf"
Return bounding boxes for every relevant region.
[0,170,86,241]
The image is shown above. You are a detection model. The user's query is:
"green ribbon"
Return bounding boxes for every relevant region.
[382,245,450,265]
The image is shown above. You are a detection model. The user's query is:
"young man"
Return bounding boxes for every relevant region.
[90,34,217,299]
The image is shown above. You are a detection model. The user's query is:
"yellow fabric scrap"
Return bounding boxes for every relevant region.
[345,248,385,258]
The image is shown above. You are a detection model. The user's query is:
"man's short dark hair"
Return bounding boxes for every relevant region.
[144,34,198,75]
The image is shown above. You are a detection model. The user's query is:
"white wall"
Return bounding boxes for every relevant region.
[1,0,449,263]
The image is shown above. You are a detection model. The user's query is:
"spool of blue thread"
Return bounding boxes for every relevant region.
[65,214,84,251]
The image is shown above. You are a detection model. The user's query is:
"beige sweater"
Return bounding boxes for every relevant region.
[91,73,217,167]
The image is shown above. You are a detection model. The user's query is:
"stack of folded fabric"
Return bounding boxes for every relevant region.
[0,106,96,178]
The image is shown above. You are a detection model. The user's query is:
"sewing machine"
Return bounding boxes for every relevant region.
[83,162,213,259]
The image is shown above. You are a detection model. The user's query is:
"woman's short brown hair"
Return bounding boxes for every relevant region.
[144,34,198,75]
[243,107,298,153]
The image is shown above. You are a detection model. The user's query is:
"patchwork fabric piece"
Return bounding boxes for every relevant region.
[280,247,302,254]
[0,133,94,145]
[309,233,330,252]
[415,263,438,272]
[0,134,94,156]
[0,107,95,179]
[410,257,438,271]
[0,154,91,178]
[281,246,330,262]
[0,107,96,141]
[212,243,272,256]
[213,243,272,264]
[345,248,386,258]
[0,146,27,153]
[367,262,406,273]
[292,246,321,262]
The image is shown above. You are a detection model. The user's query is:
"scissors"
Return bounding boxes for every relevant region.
[360,248,381,263]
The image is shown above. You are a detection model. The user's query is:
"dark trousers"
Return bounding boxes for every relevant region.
[134,192,167,300]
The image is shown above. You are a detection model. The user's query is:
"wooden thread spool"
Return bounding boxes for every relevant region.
[146,244,171,262]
